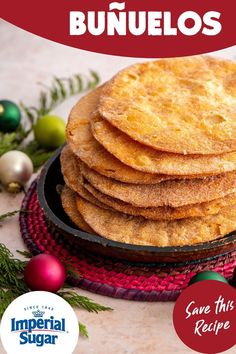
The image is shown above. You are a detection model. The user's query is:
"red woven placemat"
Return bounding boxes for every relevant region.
[20,180,236,301]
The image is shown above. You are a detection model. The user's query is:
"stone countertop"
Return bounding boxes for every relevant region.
[0,20,236,354]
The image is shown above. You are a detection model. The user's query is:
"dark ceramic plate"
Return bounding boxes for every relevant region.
[37,146,236,263]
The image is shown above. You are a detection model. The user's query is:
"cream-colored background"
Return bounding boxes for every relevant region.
[0,19,236,354]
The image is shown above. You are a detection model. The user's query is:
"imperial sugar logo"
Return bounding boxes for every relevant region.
[11,308,65,346]
[0,291,79,354]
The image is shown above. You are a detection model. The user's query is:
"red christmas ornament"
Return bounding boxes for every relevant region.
[24,254,66,292]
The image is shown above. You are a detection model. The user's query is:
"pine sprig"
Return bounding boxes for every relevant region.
[0,244,28,317]
[0,132,18,156]
[0,243,112,338]
[0,289,23,317]
[20,71,100,125]
[79,322,89,338]
[16,250,32,259]
[0,210,20,222]
[0,124,30,156]
[0,244,27,280]
[0,210,30,224]
[0,71,100,170]
[58,290,113,313]
[22,141,56,170]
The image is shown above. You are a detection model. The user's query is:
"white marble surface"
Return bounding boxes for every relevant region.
[0,20,236,354]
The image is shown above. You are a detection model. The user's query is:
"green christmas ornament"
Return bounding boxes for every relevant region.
[34,115,66,149]
[189,271,228,286]
[0,100,21,132]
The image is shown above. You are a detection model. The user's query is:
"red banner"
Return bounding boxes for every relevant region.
[1,0,235,57]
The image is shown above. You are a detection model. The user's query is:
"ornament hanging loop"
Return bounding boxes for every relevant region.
[6,182,22,194]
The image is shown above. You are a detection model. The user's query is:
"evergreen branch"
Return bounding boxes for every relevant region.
[0,124,33,156]
[61,256,82,279]
[58,290,113,313]
[68,78,76,95]
[19,103,35,126]
[0,71,100,172]
[54,78,67,99]
[0,289,25,317]
[0,244,28,293]
[0,209,30,223]
[38,92,48,116]
[0,132,19,156]
[79,322,89,338]
[35,71,100,116]
[0,210,20,222]
[65,265,81,279]
[87,71,100,89]
[0,244,27,274]
[0,244,29,317]
[75,74,83,92]
[16,250,32,259]
[0,241,112,341]
[21,141,56,171]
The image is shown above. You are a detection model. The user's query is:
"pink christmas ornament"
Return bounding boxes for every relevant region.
[24,254,66,292]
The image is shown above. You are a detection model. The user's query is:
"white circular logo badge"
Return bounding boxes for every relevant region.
[0,291,79,354]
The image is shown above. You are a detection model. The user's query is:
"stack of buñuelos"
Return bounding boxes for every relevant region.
[60,56,236,247]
